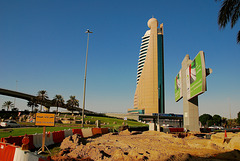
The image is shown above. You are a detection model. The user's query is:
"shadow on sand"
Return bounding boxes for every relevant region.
[166,149,240,161]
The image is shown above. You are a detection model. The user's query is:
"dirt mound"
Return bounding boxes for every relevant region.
[51,149,93,161]
[118,129,131,135]
[51,155,93,161]
[210,132,240,150]
[60,134,85,150]
[52,131,239,161]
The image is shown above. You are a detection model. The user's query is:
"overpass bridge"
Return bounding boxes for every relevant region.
[0,88,96,114]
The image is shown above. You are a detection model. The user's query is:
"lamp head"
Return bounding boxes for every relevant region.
[85,29,93,33]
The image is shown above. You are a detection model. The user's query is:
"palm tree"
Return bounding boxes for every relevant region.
[217,0,240,43]
[2,101,14,111]
[37,90,48,112]
[27,100,39,112]
[53,95,64,114]
[66,95,79,114]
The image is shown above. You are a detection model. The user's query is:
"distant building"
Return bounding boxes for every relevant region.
[128,18,165,115]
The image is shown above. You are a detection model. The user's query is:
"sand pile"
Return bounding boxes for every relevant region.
[210,132,240,150]
[52,130,240,161]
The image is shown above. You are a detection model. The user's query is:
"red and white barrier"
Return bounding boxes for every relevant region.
[0,142,48,161]
[45,132,54,147]
[13,148,40,161]
[92,128,102,136]
[33,133,42,148]
[82,128,93,138]
[0,142,18,161]
[64,129,73,138]
[1,127,110,160]
[72,129,83,137]
[101,128,109,134]
[52,131,65,143]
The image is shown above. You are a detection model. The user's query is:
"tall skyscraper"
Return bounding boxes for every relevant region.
[128,18,165,115]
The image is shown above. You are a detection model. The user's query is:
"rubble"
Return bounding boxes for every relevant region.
[52,131,240,161]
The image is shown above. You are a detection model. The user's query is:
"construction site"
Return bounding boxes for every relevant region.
[52,129,240,161]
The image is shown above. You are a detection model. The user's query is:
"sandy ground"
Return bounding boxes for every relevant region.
[52,130,240,161]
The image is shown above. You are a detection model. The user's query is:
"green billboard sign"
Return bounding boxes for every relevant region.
[175,70,182,102]
[186,51,206,100]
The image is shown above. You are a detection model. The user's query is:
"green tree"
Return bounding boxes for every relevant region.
[199,114,212,126]
[212,114,222,126]
[37,90,48,112]
[2,101,14,111]
[222,117,228,127]
[53,95,64,114]
[27,100,39,112]
[67,95,79,114]
[237,111,240,124]
[12,107,19,112]
[216,0,240,43]
[227,119,238,127]
[208,119,214,127]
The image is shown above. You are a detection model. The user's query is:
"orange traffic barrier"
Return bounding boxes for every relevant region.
[27,135,36,150]
[0,142,18,161]
[101,128,109,134]
[92,128,102,136]
[0,142,7,159]
[169,128,175,132]
[72,129,83,137]
[2,136,24,147]
[52,131,58,143]
[2,134,36,151]
[169,128,184,133]
[52,131,65,143]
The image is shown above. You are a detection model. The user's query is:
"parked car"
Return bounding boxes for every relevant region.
[0,120,20,128]
[208,126,224,131]
[232,126,240,130]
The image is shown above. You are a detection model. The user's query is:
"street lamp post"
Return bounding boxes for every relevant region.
[14,80,18,108]
[82,29,92,127]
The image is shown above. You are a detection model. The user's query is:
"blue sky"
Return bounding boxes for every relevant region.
[0,0,239,118]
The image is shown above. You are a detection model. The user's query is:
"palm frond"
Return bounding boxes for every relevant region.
[230,1,240,28]
[217,0,240,44]
[218,0,236,28]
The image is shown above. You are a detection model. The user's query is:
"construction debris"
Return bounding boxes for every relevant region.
[52,131,240,161]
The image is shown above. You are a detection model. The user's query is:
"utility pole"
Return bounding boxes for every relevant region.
[14,80,18,108]
[229,98,231,119]
[82,29,92,128]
